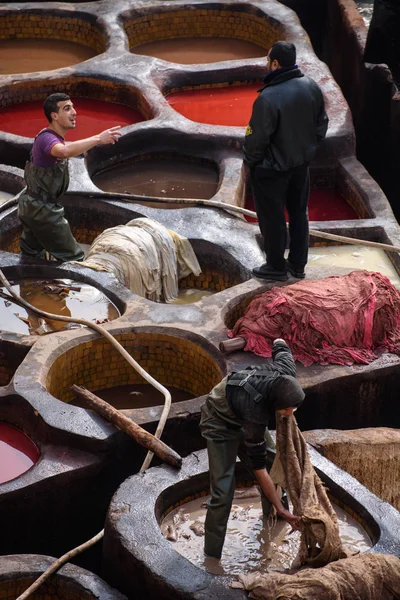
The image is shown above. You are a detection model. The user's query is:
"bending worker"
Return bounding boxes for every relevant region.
[18,93,122,262]
[200,338,304,559]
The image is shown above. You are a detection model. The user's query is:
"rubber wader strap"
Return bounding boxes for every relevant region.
[226,369,268,403]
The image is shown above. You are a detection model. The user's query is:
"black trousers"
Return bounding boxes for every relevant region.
[250,163,310,271]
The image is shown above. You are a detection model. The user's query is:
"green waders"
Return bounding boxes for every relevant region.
[18,159,84,262]
[200,399,276,559]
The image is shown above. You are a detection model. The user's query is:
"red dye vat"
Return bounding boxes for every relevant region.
[0,422,39,483]
[167,84,260,126]
[0,98,144,140]
[245,188,359,222]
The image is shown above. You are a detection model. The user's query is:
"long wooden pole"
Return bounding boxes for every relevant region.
[71,385,182,469]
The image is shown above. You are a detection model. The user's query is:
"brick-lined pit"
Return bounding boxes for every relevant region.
[124,8,282,51]
[0,77,152,121]
[0,13,106,55]
[46,332,223,403]
[179,270,241,293]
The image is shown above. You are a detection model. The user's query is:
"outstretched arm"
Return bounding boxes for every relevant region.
[254,468,300,529]
[50,126,122,159]
[272,338,296,377]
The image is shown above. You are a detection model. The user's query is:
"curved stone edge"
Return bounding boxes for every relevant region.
[0,554,127,599]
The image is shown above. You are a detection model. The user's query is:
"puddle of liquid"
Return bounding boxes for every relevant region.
[0,279,120,336]
[71,383,193,410]
[167,84,260,127]
[0,98,144,141]
[92,158,219,200]
[356,1,373,27]
[307,245,400,288]
[0,191,14,205]
[170,289,214,304]
[245,188,359,222]
[132,37,267,64]
[0,39,98,74]
[0,422,40,484]
[161,489,372,575]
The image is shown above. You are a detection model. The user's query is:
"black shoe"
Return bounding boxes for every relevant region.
[252,264,288,281]
[287,262,305,279]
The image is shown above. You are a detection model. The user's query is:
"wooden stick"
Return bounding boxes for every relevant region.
[16,530,104,600]
[71,385,182,469]
[219,337,247,353]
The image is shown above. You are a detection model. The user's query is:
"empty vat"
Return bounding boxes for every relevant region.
[0,12,106,74]
[104,448,400,600]
[0,422,39,483]
[92,156,219,200]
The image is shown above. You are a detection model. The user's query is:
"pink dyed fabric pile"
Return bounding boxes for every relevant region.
[228,271,400,366]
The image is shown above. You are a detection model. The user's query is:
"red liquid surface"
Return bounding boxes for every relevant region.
[0,98,144,140]
[245,188,359,222]
[0,422,39,483]
[167,84,260,126]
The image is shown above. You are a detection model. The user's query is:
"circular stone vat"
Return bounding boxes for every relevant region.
[92,155,219,200]
[0,98,145,141]
[0,166,24,206]
[0,422,39,484]
[124,7,279,64]
[0,12,106,74]
[0,278,120,336]
[167,83,260,126]
[161,488,371,575]
[0,340,30,386]
[46,330,225,413]
[0,555,126,599]
[104,449,400,600]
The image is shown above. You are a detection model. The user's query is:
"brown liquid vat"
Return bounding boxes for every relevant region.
[0,11,107,74]
[122,6,279,65]
[44,329,225,417]
[0,555,126,600]
[92,156,220,202]
[103,448,400,600]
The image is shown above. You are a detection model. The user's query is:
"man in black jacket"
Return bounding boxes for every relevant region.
[200,338,304,559]
[244,41,329,281]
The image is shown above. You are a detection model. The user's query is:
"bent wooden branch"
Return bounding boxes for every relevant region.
[71,385,182,469]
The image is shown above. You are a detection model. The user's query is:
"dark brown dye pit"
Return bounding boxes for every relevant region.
[132,37,267,64]
[0,422,39,483]
[162,489,372,575]
[92,158,219,200]
[72,384,193,410]
[0,39,98,74]
[0,279,120,335]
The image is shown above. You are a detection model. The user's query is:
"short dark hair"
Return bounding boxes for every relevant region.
[43,93,70,122]
[269,41,296,67]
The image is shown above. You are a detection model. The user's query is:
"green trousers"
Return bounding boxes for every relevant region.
[19,195,84,262]
[201,408,275,559]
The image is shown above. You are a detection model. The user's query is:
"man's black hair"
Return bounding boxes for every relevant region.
[43,93,71,123]
[269,41,296,67]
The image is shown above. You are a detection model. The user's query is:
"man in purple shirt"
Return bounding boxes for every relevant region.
[18,92,121,262]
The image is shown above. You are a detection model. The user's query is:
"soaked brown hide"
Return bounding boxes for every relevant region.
[270,415,348,567]
[234,553,400,599]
